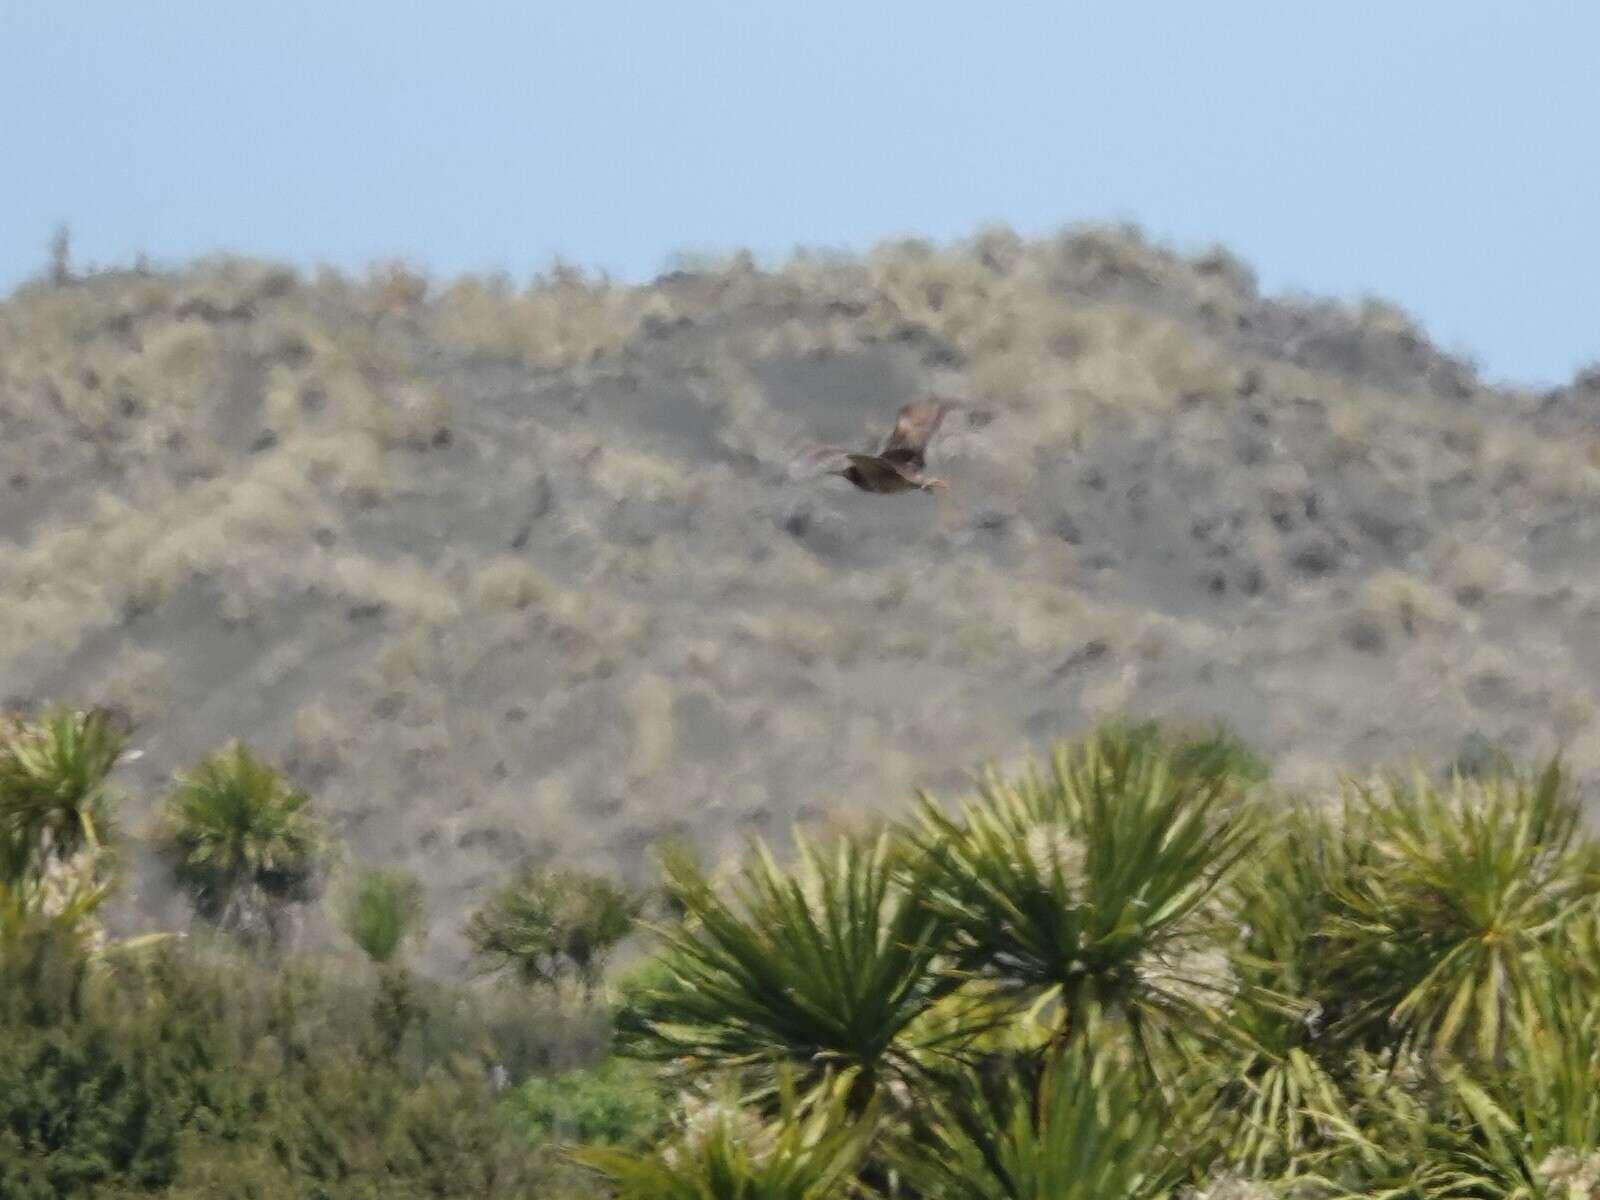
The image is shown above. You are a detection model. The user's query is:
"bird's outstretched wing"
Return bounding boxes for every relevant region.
[878,398,958,467]
[785,444,857,482]
[845,453,921,490]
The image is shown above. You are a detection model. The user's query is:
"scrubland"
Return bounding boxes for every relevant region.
[5,707,1600,1196]
[7,227,1600,1193]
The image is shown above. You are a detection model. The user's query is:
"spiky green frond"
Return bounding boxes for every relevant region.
[617,829,958,1108]
[574,1072,877,1200]
[1203,799,1383,1175]
[0,706,125,876]
[1318,761,1599,1060]
[908,727,1259,1080]
[341,867,423,965]
[890,1030,1201,1200]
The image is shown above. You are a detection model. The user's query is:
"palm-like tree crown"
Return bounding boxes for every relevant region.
[0,706,125,877]
[890,1032,1198,1200]
[467,865,642,992]
[617,831,957,1111]
[910,725,1259,1081]
[157,741,324,934]
[1317,761,1600,1060]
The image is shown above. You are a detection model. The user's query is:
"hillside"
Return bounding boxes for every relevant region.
[4,224,1599,972]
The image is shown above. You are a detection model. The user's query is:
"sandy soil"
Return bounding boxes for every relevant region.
[4,227,1598,972]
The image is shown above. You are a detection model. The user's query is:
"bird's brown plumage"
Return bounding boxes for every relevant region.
[877,398,956,472]
[788,397,972,495]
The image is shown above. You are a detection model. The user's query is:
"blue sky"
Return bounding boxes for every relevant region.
[2,1,1595,386]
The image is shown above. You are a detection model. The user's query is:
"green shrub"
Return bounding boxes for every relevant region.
[574,1073,877,1200]
[0,937,575,1198]
[0,1020,182,1197]
[8,701,1600,1196]
[467,865,643,994]
[504,1058,668,1147]
[339,867,425,1058]
[341,867,423,966]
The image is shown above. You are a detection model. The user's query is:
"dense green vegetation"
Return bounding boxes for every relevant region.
[3,704,1599,1196]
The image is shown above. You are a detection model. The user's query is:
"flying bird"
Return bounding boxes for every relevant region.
[788,398,977,495]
